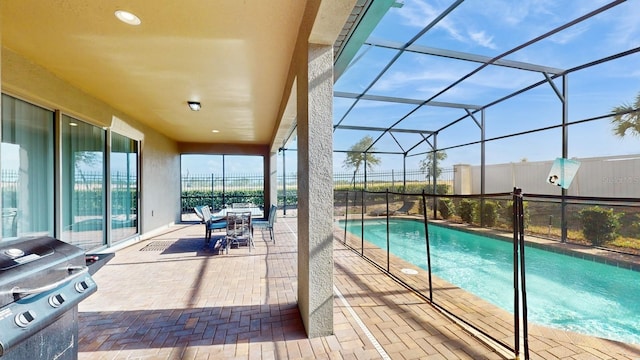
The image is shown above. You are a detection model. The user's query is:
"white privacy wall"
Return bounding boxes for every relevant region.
[454,155,640,197]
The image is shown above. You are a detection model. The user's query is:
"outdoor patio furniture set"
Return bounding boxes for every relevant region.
[194,204,276,254]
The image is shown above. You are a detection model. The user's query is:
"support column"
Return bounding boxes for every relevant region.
[0,9,3,229]
[297,43,334,338]
[453,164,472,195]
[267,151,278,209]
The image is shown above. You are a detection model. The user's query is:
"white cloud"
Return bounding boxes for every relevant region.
[397,0,439,28]
[548,24,589,45]
[374,67,465,92]
[500,0,556,26]
[397,0,465,42]
[373,58,539,96]
[469,31,497,49]
[606,3,640,49]
[397,0,497,49]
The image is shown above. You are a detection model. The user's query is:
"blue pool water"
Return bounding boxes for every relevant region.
[343,218,640,344]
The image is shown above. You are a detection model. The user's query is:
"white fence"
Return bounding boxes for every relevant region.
[454,155,640,197]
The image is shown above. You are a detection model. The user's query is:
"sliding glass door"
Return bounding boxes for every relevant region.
[60,115,106,250]
[1,94,140,249]
[1,95,54,239]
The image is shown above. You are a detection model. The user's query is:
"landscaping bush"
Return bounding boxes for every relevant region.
[438,198,454,219]
[181,189,265,211]
[500,200,530,229]
[618,211,640,238]
[481,200,499,227]
[339,183,451,194]
[579,206,621,246]
[458,199,477,224]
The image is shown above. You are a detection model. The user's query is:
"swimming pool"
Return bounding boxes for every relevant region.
[342,218,640,344]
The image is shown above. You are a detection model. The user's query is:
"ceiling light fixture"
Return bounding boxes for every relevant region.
[115,10,141,25]
[211,129,220,133]
[188,101,201,111]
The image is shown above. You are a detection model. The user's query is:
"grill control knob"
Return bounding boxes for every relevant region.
[48,293,66,308]
[75,280,89,293]
[15,310,36,328]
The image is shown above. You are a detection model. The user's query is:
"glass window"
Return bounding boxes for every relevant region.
[180,154,265,221]
[1,94,54,239]
[60,115,105,250]
[223,155,264,211]
[111,133,139,243]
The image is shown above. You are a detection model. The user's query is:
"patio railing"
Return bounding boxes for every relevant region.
[334,188,640,358]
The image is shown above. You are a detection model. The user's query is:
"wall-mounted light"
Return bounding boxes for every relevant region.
[188,101,201,111]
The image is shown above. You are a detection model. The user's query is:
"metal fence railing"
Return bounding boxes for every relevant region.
[181,173,265,215]
[2,170,135,214]
[180,168,455,219]
[333,189,640,357]
[333,168,454,191]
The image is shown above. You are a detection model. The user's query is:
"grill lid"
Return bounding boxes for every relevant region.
[0,243,54,271]
[0,237,85,307]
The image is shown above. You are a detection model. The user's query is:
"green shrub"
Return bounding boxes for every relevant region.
[458,199,477,224]
[416,198,422,214]
[501,200,530,229]
[181,189,266,211]
[438,198,454,219]
[420,183,450,195]
[481,201,499,227]
[618,212,640,238]
[340,183,451,194]
[579,206,621,246]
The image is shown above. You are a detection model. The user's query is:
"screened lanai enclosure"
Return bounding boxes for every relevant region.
[303,0,640,245]
[279,1,640,358]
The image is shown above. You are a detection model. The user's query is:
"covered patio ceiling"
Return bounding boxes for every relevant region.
[1,0,356,151]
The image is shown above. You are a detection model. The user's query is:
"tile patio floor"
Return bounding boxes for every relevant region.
[78,213,640,359]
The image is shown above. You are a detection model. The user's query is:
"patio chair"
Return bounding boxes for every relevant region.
[396,200,417,215]
[199,205,227,245]
[252,204,276,243]
[193,205,205,221]
[222,211,253,253]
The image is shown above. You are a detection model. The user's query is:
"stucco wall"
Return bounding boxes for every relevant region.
[141,131,181,234]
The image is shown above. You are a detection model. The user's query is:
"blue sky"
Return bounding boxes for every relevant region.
[329,0,640,172]
[183,0,640,176]
[181,154,264,176]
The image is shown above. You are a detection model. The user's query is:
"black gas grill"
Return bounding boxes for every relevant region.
[0,237,97,359]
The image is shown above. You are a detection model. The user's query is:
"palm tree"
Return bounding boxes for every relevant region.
[342,135,381,186]
[611,92,640,138]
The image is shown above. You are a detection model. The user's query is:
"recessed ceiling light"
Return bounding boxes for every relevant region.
[211,130,220,133]
[115,10,141,25]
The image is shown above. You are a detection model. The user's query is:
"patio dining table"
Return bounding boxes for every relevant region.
[213,207,264,219]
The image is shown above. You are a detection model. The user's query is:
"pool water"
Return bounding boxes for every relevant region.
[343,218,640,344]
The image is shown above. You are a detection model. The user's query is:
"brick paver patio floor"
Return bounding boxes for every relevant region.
[78,214,640,359]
